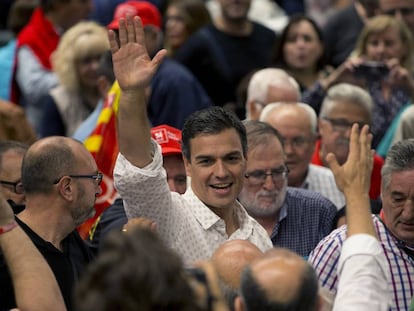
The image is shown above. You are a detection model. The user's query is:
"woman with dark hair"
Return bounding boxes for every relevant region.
[274,15,329,94]
[164,0,211,57]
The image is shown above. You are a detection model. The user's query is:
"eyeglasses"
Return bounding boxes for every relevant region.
[53,172,103,186]
[0,180,24,194]
[281,136,313,149]
[322,117,367,133]
[245,165,289,186]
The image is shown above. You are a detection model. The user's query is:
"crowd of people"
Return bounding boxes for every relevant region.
[0,0,414,310]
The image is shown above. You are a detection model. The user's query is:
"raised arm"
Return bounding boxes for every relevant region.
[0,192,66,311]
[326,124,375,237]
[328,125,391,311]
[108,15,167,167]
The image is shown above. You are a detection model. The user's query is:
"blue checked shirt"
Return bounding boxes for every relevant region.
[270,187,337,257]
[309,216,414,311]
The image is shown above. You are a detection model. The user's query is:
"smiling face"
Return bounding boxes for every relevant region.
[184,129,246,214]
[238,136,287,220]
[283,19,323,71]
[381,169,414,246]
[364,25,406,62]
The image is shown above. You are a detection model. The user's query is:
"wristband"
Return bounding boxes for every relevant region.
[0,221,18,235]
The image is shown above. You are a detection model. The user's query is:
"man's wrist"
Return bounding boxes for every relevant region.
[0,221,18,235]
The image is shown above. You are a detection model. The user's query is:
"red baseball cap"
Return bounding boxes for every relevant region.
[107,1,162,30]
[151,125,182,156]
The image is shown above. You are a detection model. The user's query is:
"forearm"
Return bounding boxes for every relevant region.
[117,89,153,167]
[0,225,66,311]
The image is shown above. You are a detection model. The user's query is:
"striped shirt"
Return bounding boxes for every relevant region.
[309,216,414,311]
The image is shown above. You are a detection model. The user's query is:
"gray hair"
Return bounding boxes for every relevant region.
[245,68,300,119]
[381,139,414,191]
[319,83,373,122]
[259,102,318,135]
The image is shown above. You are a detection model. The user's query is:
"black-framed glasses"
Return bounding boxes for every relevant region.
[245,165,289,186]
[0,180,24,194]
[322,117,367,133]
[53,172,103,186]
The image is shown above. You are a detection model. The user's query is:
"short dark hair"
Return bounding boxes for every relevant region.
[181,106,247,161]
[21,138,77,194]
[41,0,70,12]
[75,227,200,311]
[240,265,319,311]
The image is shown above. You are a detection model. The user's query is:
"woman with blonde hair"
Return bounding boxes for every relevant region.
[40,21,109,137]
[303,14,414,147]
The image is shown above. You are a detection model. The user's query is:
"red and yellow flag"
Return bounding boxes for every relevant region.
[78,82,121,239]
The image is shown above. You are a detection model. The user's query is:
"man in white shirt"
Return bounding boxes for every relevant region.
[109,15,272,266]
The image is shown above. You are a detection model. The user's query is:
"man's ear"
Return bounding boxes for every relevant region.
[56,176,75,202]
[234,296,245,311]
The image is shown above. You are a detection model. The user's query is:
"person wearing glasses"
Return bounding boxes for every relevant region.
[260,102,345,209]
[0,141,28,211]
[311,83,384,201]
[239,121,337,258]
[0,136,100,311]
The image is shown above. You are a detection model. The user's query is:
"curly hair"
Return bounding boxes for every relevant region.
[51,21,109,92]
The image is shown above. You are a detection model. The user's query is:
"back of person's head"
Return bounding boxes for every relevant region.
[75,227,200,311]
[353,14,414,71]
[182,106,247,160]
[21,137,77,195]
[237,248,319,311]
[52,21,109,92]
[210,239,264,310]
[381,138,414,190]
[319,83,374,123]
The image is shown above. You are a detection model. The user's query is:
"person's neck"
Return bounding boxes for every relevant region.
[288,67,318,90]
[211,204,240,236]
[214,16,252,36]
[17,203,73,251]
[80,86,101,109]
